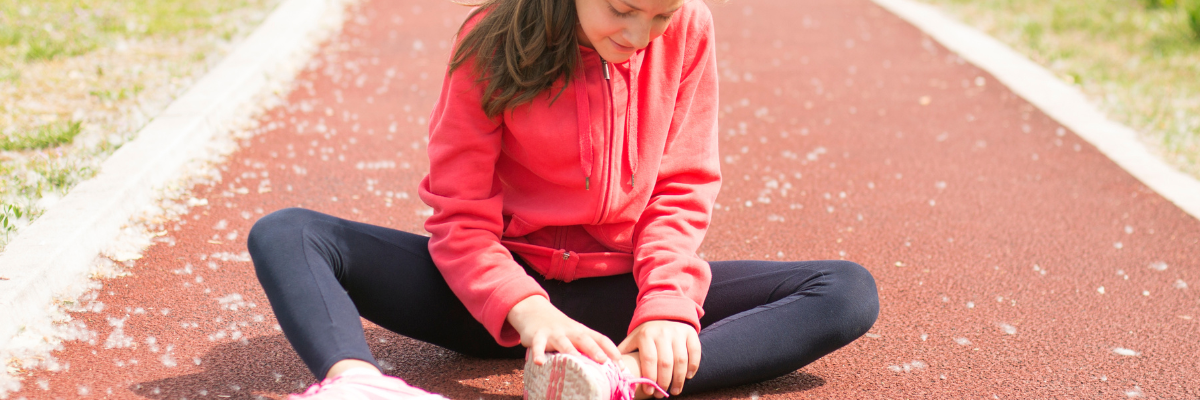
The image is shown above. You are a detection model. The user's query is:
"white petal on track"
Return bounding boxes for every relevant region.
[1113,347,1141,357]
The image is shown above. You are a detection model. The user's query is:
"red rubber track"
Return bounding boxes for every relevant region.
[8,0,1199,399]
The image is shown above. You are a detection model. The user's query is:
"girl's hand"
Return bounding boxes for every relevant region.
[507,295,622,365]
[617,320,702,397]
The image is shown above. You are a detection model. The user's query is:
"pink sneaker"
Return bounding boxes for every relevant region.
[289,373,448,400]
[523,353,667,400]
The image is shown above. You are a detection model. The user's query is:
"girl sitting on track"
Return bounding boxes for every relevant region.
[248,0,880,398]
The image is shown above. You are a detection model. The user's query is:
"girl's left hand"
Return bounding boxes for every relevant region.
[617,320,701,397]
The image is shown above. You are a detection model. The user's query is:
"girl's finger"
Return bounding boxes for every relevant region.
[574,334,610,364]
[670,336,688,395]
[639,338,659,396]
[686,332,702,379]
[655,337,673,397]
[616,334,635,354]
[530,334,548,365]
[551,335,580,357]
[593,332,622,363]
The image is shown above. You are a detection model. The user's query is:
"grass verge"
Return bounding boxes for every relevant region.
[0,0,279,250]
[0,121,82,151]
[0,0,267,65]
[916,0,1200,179]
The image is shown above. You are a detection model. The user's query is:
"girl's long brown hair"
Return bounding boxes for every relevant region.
[450,0,580,118]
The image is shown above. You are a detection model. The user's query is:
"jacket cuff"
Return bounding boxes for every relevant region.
[628,294,704,334]
[481,276,549,347]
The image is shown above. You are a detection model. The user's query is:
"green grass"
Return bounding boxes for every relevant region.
[0,0,266,64]
[89,82,145,103]
[0,0,274,85]
[0,0,279,250]
[0,152,88,243]
[1145,0,1200,35]
[0,203,24,237]
[0,121,82,151]
[1187,0,1200,38]
[920,0,1200,178]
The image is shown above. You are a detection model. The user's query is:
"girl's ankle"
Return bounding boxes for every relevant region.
[619,352,641,376]
[618,352,655,400]
[326,359,382,379]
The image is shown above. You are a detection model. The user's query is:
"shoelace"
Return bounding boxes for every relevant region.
[602,361,667,400]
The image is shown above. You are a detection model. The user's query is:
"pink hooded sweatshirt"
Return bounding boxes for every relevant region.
[418,0,720,347]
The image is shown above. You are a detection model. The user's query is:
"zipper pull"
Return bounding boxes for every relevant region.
[562,252,570,261]
[585,177,590,190]
[602,59,610,80]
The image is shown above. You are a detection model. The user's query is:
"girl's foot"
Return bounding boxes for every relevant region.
[289,372,448,400]
[524,353,666,400]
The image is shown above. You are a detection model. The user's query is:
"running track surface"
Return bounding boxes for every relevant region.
[7,0,1199,399]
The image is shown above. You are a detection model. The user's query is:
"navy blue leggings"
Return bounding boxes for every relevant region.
[247,208,879,394]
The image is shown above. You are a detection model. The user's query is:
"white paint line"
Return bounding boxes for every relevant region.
[872,0,1200,221]
[0,0,353,391]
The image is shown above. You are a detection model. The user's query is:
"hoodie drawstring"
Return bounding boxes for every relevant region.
[626,54,640,187]
[575,63,593,190]
[578,54,641,190]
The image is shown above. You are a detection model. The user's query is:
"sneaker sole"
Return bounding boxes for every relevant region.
[524,354,608,400]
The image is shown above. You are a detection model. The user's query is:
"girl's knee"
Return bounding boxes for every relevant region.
[247,208,327,270]
[830,261,878,297]
[248,208,317,246]
[824,260,880,338]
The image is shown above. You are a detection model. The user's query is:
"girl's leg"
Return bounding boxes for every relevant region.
[683,259,879,394]
[247,208,522,379]
[249,207,877,390]
[541,259,877,395]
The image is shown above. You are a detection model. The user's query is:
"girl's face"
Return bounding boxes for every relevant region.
[575,0,687,63]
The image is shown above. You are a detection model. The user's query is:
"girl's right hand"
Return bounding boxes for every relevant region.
[507,295,622,365]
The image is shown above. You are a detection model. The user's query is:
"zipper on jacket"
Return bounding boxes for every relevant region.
[586,60,609,192]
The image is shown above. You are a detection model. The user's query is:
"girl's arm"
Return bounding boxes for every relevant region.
[420,58,621,364]
[622,5,721,396]
[420,18,620,366]
[628,1,720,344]
[419,51,548,348]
